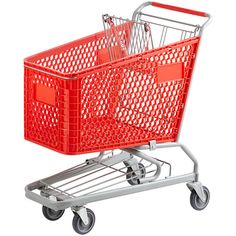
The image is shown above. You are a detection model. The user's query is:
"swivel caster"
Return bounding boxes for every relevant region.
[72,207,95,234]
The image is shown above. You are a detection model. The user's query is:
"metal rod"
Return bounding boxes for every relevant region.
[102,15,112,61]
[43,152,131,185]
[139,19,195,34]
[70,162,152,196]
[81,169,156,197]
[140,12,201,28]
[70,173,123,196]
[159,26,166,47]
[62,162,152,194]
[54,155,131,189]
[55,166,108,189]
[92,159,127,174]
[154,158,172,176]
[62,165,129,193]
[162,27,168,46]
[181,30,187,40]
[45,154,154,198]
[42,162,93,184]
[40,180,74,198]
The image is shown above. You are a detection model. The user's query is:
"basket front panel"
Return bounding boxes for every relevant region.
[24,67,63,151]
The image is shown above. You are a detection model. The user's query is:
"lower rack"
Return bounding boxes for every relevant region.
[25,142,210,234]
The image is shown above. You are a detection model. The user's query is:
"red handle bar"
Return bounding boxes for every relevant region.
[151,2,208,17]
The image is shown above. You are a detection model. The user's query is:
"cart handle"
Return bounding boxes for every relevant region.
[132,2,211,20]
[132,2,211,33]
[151,2,209,17]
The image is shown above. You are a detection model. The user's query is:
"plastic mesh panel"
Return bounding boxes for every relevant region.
[78,41,197,152]
[35,38,107,73]
[24,69,61,148]
[24,30,199,155]
[29,24,131,74]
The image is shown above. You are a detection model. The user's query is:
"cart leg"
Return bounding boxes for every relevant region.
[177,144,210,210]
[178,144,199,182]
[156,143,209,203]
[142,142,199,181]
[130,142,210,210]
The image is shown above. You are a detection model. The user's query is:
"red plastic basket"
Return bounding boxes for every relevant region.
[24,26,200,155]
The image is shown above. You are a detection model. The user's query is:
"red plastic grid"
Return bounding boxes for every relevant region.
[24,28,199,155]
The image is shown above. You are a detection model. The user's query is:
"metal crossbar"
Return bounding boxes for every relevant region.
[40,157,157,199]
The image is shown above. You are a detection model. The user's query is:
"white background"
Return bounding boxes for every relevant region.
[0,0,235,235]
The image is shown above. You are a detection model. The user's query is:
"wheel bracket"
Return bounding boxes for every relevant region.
[187,182,206,202]
[124,158,141,177]
[72,206,89,225]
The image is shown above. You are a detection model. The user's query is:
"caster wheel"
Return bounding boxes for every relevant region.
[190,186,210,211]
[72,208,95,235]
[42,206,65,221]
[126,163,146,185]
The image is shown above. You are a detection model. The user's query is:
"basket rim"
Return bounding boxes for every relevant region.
[24,34,199,80]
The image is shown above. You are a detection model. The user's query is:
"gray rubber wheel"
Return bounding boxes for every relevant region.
[42,206,64,221]
[190,186,210,211]
[126,163,146,185]
[72,208,95,235]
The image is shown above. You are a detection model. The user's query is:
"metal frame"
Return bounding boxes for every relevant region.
[132,2,212,34]
[25,142,205,211]
[103,1,211,63]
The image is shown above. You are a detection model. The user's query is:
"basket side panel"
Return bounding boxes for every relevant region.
[24,66,67,152]
[115,38,200,143]
[77,38,200,153]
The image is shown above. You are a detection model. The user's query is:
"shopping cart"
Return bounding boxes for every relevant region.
[24,2,211,234]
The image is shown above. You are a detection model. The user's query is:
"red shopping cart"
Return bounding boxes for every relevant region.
[25,2,211,234]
